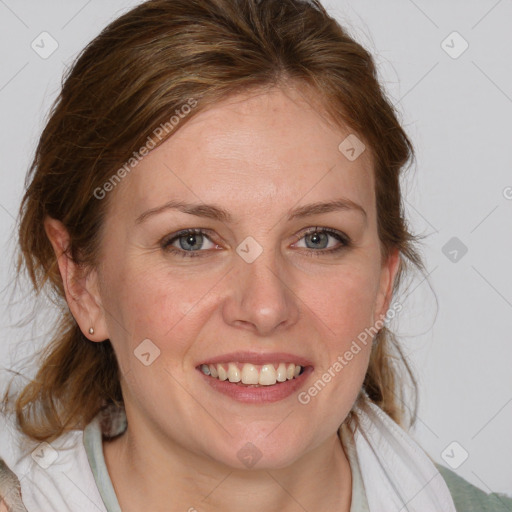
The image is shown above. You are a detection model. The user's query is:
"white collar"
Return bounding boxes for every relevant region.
[88,397,455,511]
[344,397,457,512]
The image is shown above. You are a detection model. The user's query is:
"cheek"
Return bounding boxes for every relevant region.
[103,248,381,355]
[294,265,378,423]
[299,258,381,409]
[101,258,221,364]
[302,260,381,344]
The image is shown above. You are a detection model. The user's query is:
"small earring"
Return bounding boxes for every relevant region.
[89,327,95,335]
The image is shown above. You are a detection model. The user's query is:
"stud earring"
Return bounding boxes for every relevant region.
[89,327,94,335]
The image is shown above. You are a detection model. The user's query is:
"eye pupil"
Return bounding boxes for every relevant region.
[180,232,203,251]
[306,231,327,249]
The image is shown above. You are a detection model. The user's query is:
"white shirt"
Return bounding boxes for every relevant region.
[0,404,369,511]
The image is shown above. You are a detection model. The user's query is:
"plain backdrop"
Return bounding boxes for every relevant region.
[0,0,511,497]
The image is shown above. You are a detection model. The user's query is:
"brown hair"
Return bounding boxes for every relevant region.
[4,0,425,442]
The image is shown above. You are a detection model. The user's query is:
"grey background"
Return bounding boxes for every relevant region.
[0,0,511,497]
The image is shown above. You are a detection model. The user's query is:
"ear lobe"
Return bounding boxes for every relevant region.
[373,248,401,324]
[44,216,109,342]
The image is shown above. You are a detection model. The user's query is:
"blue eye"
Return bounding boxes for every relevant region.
[161,228,217,258]
[292,227,351,258]
[295,227,349,252]
[161,227,351,258]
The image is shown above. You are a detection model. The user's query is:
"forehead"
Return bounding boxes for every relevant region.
[111,87,375,222]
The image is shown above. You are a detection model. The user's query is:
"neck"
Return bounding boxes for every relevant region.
[103,422,352,512]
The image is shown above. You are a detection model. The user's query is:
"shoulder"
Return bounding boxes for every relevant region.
[0,457,27,511]
[0,409,107,511]
[0,408,26,469]
[435,463,512,512]
[0,411,28,511]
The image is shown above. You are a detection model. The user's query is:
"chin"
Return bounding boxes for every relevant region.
[205,429,314,472]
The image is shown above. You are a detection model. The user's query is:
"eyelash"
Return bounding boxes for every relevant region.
[160,227,351,259]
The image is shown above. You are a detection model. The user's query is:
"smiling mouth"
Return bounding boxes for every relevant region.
[199,362,306,387]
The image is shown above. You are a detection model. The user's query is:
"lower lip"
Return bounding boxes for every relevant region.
[198,366,314,403]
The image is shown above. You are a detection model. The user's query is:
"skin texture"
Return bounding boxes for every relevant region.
[45,86,400,512]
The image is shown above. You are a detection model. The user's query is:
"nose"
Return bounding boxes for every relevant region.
[221,245,300,337]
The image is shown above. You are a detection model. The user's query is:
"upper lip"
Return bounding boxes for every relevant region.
[197,351,313,367]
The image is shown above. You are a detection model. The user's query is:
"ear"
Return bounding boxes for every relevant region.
[373,247,401,325]
[44,216,109,342]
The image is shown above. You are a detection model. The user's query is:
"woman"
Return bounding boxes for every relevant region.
[1,0,510,510]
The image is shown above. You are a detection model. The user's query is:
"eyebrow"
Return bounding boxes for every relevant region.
[135,198,367,225]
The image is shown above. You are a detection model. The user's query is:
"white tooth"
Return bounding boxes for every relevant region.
[209,364,218,378]
[227,362,241,382]
[294,365,301,377]
[217,365,228,381]
[276,363,287,382]
[201,364,210,376]
[286,363,295,380]
[259,364,277,385]
[241,363,259,384]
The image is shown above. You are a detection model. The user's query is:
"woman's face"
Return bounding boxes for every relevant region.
[92,86,399,469]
